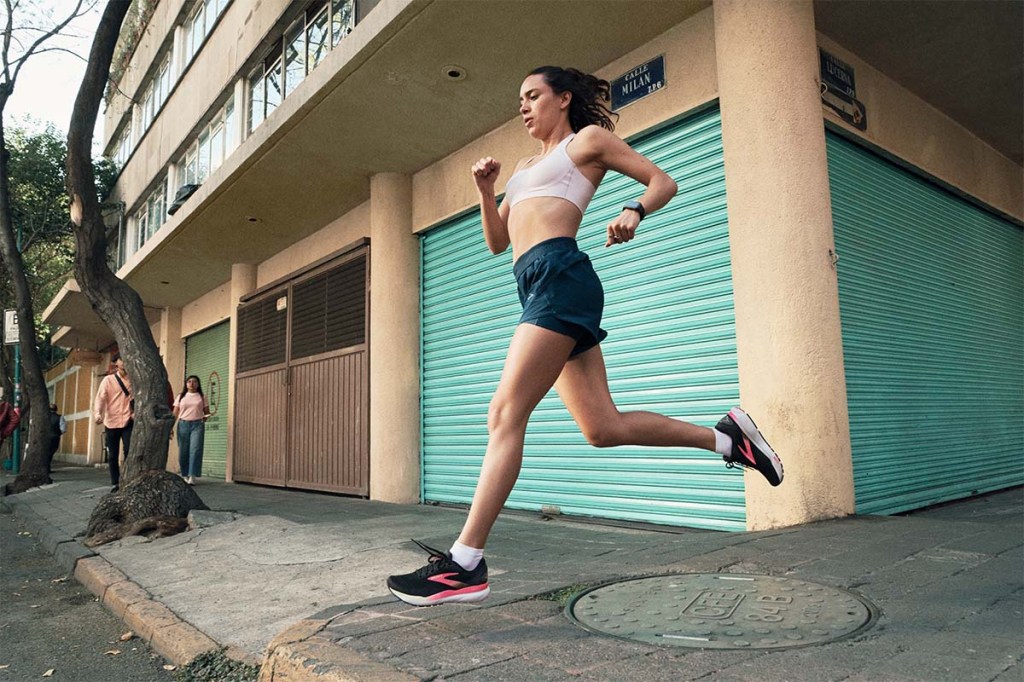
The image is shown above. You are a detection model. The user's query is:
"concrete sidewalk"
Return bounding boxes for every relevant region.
[2,465,1020,681]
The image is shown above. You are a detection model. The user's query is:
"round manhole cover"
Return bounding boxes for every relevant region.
[567,574,875,649]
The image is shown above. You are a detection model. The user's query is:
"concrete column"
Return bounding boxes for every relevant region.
[714,0,855,529]
[159,307,184,472]
[226,263,257,482]
[369,173,420,503]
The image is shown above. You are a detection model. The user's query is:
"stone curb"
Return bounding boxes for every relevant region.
[4,487,224,669]
[74,553,220,666]
[257,619,418,682]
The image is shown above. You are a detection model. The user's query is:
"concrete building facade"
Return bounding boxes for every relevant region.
[44,0,1022,531]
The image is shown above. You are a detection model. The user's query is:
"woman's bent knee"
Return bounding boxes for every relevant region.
[582,423,622,448]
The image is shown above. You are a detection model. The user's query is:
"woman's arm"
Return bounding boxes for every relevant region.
[575,126,678,247]
[94,377,108,424]
[473,156,514,254]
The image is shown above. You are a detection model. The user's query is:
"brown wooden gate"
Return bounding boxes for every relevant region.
[233,243,369,495]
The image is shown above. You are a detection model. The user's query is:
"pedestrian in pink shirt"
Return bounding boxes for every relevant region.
[173,375,210,485]
[93,353,133,492]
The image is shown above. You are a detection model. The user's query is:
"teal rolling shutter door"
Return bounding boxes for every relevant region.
[184,322,231,479]
[827,133,1024,514]
[422,108,744,531]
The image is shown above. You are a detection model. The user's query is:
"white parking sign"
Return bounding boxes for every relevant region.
[4,309,18,344]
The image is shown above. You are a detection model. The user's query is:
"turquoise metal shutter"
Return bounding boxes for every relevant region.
[827,133,1024,514]
[184,321,231,479]
[421,108,744,531]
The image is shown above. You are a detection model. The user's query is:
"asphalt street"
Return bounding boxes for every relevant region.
[0,507,173,681]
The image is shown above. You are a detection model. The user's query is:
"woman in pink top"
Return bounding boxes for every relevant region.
[173,375,209,484]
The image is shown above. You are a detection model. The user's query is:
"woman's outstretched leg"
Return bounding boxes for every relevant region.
[556,345,783,485]
[387,324,576,606]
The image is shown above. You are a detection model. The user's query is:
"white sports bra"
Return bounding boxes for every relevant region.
[503,134,597,214]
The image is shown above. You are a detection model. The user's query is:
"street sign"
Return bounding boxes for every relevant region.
[3,309,18,345]
[611,56,667,111]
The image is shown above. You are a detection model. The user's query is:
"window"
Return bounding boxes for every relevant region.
[248,65,265,131]
[132,177,168,253]
[265,56,282,116]
[183,0,231,70]
[112,123,132,169]
[308,5,329,70]
[177,96,237,189]
[335,0,356,46]
[332,0,354,47]
[246,0,355,133]
[284,21,306,97]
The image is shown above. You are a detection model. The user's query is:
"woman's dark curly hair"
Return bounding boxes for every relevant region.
[529,66,617,133]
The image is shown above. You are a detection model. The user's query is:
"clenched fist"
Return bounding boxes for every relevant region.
[472,157,501,193]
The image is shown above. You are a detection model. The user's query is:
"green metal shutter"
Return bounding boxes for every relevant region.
[827,133,1024,514]
[184,321,231,479]
[421,108,744,531]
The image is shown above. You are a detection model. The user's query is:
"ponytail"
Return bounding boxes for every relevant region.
[529,66,617,132]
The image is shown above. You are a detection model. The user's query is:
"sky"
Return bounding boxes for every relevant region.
[4,1,104,138]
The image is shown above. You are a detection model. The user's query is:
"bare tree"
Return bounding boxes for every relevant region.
[66,1,205,541]
[0,0,90,493]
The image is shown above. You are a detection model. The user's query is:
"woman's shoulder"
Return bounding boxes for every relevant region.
[574,124,618,144]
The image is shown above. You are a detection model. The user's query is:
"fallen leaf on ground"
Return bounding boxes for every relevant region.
[17,531,31,536]
[29,605,40,609]
[162,664,176,671]
[51,578,67,584]
[0,664,8,669]
[103,649,121,656]
[42,670,54,677]
[119,631,134,641]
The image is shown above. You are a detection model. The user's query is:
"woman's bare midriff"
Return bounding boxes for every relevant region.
[508,197,584,262]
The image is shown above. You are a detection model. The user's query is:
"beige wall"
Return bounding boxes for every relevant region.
[182,283,231,338]
[413,7,719,232]
[817,34,1023,221]
[106,0,294,208]
[412,6,1020,234]
[256,201,371,287]
[103,0,188,148]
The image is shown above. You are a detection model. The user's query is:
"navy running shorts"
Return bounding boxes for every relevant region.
[513,237,608,357]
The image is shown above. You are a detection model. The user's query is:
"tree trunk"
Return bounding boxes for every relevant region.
[66,1,175,486]
[0,89,54,493]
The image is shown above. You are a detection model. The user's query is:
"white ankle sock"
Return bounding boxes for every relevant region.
[713,429,733,457]
[449,541,484,571]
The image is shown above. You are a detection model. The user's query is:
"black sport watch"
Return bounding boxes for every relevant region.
[622,200,646,220]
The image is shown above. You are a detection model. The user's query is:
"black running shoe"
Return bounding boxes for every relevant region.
[716,407,784,486]
[387,540,490,606]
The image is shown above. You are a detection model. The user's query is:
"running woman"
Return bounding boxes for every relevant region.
[387,66,783,607]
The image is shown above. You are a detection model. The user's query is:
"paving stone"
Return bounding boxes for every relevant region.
[386,638,516,679]
[845,651,1018,682]
[326,611,420,640]
[443,654,565,681]
[348,622,463,659]
[471,617,589,655]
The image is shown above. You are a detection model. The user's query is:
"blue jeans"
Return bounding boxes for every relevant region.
[177,420,205,477]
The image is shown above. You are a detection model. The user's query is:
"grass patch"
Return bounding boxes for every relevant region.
[175,649,260,682]
[535,583,597,607]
